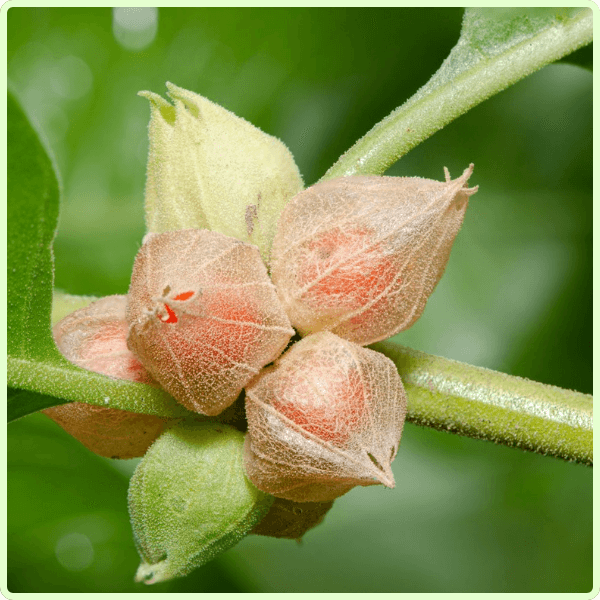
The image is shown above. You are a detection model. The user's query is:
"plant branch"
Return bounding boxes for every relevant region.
[322,8,592,180]
[8,355,191,421]
[372,341,592,466]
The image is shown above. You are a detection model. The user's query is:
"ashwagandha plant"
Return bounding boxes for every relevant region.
[7,7,593,586]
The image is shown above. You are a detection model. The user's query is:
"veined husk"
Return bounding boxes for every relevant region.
[270,165,478,345]
[44,295,173,459]
[244,332,407,503]
[251,497,334,540]
[126,229,294,416]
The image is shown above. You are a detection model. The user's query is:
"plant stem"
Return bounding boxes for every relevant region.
[8,356,191,420]
[322,9,592,179]
[372,341,592,466]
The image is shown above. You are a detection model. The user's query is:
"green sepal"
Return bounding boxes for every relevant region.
[128,421,273,584]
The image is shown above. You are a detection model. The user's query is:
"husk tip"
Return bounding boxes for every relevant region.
[135,560,174,585]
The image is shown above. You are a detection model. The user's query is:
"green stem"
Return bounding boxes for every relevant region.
[322,9,592,179]
[372,341,592,466]
[8,356,191,420]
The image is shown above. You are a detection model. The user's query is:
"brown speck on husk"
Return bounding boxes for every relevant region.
[126,229,294,416]
[44,295,172,459]
[244,332,407,503]
[270,165,477,345]
[251,497,334,540]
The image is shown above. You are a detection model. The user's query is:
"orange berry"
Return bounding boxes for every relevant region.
[270,362,366,446]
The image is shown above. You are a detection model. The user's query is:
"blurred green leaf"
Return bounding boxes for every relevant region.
[324,6,593,179]
[8,413,245,592]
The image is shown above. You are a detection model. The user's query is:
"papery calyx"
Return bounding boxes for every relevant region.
[44,295,172,459]
[243,331,408,503]
[140,82,304,262]
[270,165,478,345]
[126,229,294,416]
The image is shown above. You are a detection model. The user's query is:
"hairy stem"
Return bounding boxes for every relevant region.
[372,341,592,466]
[322,9,592,179]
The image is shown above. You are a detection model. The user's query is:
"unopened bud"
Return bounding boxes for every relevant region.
[270,165,478,345]
[140,82,304,262]
[126,229,294,416]
[128,422,273,584]
[44,295,172,459]
[244,332,407,502]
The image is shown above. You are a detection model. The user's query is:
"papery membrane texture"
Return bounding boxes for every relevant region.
[44,295,171,459]
[270,166,477,345]
[244,332,407,502]
[126,229,294,416]
[251,496,334,540]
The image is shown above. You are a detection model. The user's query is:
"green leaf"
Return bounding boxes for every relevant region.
[323,7,593,179]
[7,90,61,361]
[372,341,593,466]
[7,388,70,422]
[6,93,189,421]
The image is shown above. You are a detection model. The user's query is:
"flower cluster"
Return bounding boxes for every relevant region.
[46,83,477,584]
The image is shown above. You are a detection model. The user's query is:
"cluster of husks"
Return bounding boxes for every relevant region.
[50,124,475,579]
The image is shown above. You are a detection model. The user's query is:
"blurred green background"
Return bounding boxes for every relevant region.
[7,7,592,593]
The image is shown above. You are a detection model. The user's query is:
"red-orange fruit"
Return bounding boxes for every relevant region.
[270,165,478,345]
[126,229,294,416]
[44,295,172,459]
[244,332,408,503]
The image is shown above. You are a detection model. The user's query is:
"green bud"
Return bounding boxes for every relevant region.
[128,421,273,584]
[139,82,304,262]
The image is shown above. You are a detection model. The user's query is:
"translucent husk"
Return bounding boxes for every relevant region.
[129,421,273,584]
[244,332,408,502]
[126,229,294,416]
[251,497,334,540]
[270,165,478,345]
[43,295,173,459]
[140,83,304,263]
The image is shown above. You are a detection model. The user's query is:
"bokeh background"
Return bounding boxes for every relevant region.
[7,7,592,593]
